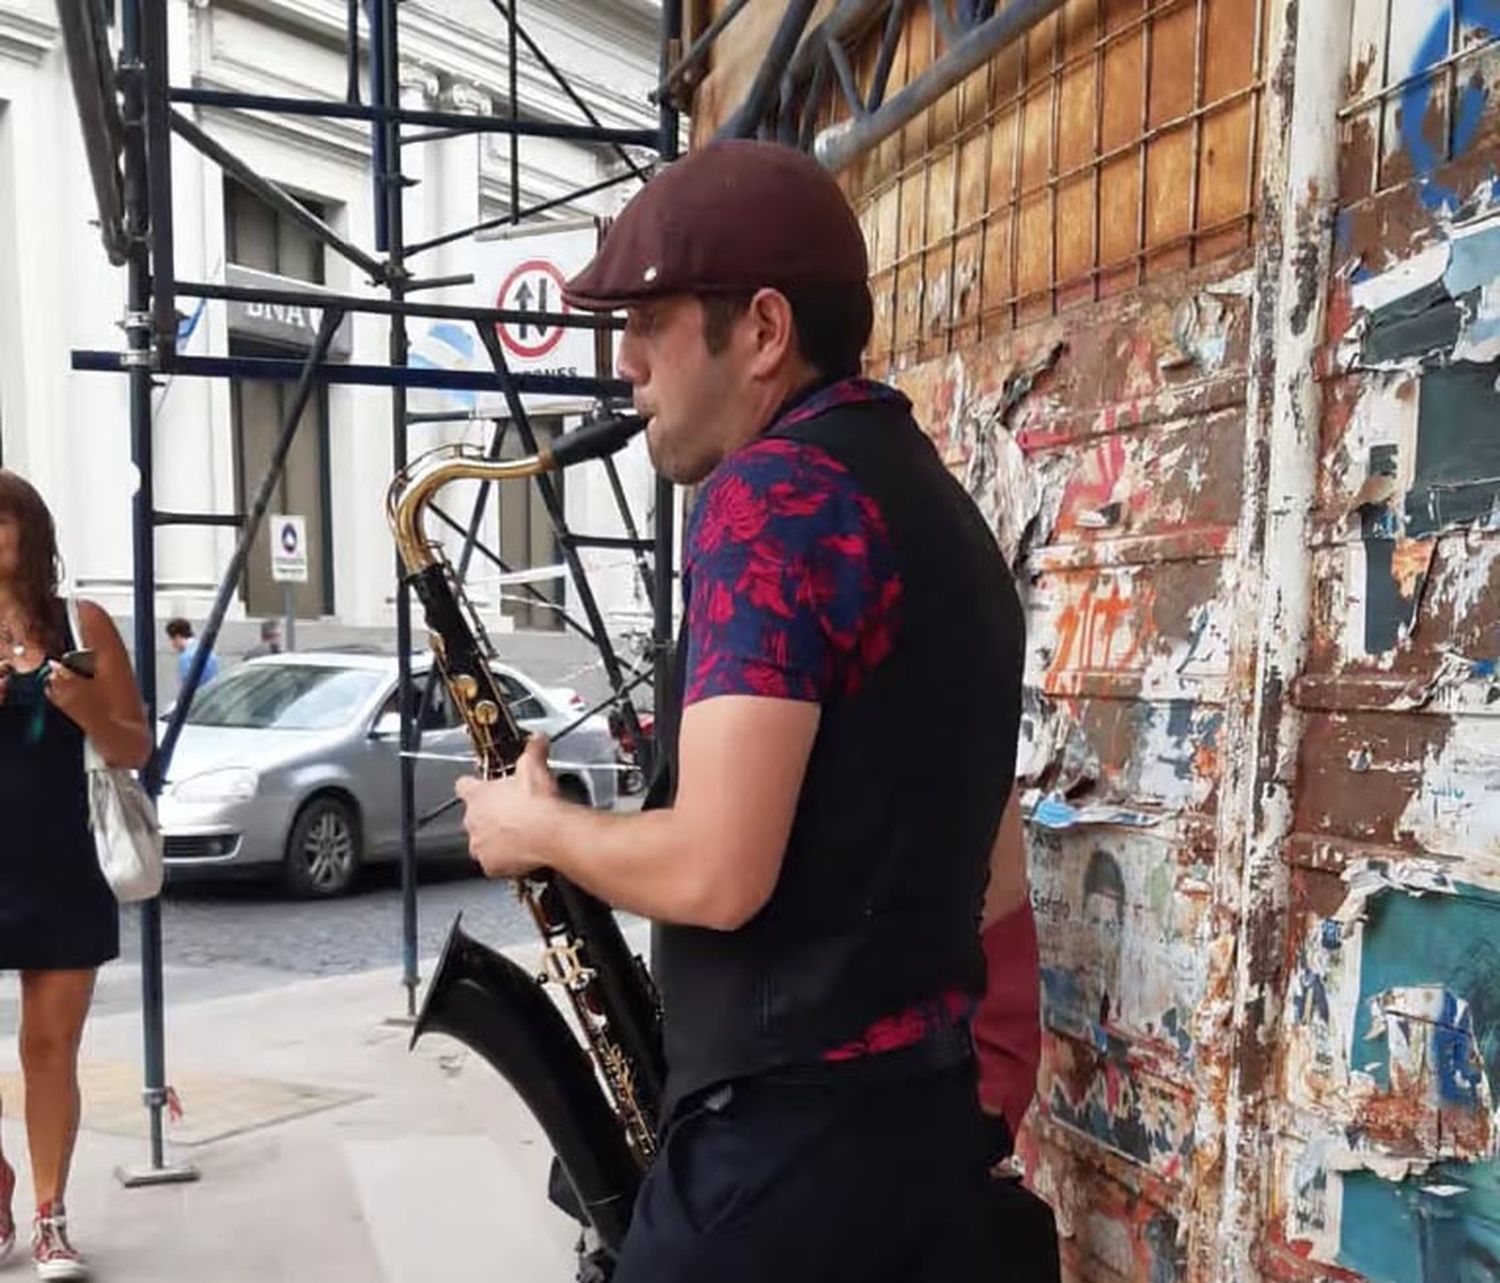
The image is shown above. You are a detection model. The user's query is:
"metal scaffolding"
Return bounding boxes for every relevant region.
[59,0,682,1186]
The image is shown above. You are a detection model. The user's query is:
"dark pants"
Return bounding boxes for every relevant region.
[611,1054,1000,1283]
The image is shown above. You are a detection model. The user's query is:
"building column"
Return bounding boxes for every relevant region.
[397,62,440,258]
[151,0,226,620]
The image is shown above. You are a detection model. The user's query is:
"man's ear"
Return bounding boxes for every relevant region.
[744,288,798,379]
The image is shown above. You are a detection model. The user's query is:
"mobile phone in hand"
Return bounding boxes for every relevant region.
[57,649,97,678]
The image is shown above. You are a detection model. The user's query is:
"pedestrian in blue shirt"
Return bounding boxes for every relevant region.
[165,616,218,689]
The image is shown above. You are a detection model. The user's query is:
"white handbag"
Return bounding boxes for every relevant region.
[65,597,164,903]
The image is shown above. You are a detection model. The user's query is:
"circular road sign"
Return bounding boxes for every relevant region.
[496,258,571,360]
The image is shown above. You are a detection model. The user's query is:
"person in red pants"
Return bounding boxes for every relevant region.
[974,790,1043,1160]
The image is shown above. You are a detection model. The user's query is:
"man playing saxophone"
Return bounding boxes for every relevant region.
[455,139,1033,1281]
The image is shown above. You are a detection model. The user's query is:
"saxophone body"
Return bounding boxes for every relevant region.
[385,422,663,1267]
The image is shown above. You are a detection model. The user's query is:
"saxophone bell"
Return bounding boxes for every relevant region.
[410,913,642,1254]
[389,404,664,1272]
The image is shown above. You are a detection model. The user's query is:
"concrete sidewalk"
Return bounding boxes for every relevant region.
[0,944,609,1282]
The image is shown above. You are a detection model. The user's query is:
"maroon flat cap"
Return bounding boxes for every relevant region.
[564,140,869,311]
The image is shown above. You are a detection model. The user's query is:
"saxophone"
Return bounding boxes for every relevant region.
[386,414,664,1268]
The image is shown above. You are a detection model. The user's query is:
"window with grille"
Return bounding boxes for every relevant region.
[225,177,334,619]
[1340,0,1500,204]
[825,0,1271,370]
[496,418,566,633]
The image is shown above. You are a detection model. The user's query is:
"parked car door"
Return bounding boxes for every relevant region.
[364,675,474,859]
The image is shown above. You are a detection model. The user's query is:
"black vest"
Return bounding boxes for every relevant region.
[649,392,1025,1111]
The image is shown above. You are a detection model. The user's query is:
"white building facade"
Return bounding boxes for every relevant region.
[0,0,663,681]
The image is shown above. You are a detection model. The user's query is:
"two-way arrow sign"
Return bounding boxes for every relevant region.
[512,277,552,338]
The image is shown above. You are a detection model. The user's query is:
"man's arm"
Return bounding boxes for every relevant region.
[459,694,819,930]
[459,434,888,930]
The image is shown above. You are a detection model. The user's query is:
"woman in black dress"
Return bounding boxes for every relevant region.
[0,471,150,1279]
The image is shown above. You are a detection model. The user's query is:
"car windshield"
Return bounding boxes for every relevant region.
[184,664,384,731]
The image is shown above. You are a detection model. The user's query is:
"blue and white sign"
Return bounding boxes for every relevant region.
[270,514,309,584]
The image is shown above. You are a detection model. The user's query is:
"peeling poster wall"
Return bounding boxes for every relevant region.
[1274,1,1500,1281]
[684,0,1500,1280]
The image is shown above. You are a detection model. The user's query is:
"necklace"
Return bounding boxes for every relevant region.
[0,616,27,658]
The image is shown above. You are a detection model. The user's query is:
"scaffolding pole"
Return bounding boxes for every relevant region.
[66,0,673,1186]
[113,0,194,1190]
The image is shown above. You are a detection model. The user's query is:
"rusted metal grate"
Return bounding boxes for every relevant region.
[842,0,1269,368]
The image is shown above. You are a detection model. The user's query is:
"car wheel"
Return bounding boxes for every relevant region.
[283,795,361,898]
[557,776,590,807]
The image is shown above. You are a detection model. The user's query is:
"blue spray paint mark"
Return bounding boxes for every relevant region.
[1459,0,1500,39]
[1434,989,1486,1106]
[1399,7,1494,212]
[1200,710,1225,747]
[1400,11,1455,182]
[1177,605,1212,672]
[1454,80,1488,157]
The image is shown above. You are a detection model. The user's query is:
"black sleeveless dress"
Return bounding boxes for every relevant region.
[0,605,120,970]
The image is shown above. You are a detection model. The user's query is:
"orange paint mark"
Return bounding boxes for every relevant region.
[1193,738,1219,781]
[1047,576,1150,685]
[1391,537,1436,599]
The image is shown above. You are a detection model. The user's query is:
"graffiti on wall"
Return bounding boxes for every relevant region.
[1281,875,1500,1282]
[1277,1,1500,1277]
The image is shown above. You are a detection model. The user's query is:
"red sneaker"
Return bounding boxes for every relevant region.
[0,1155,14,1264]
[31,1203,88,1280]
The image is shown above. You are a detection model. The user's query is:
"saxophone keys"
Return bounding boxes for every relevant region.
[453,673,479,700]
[541,941,596,990]
[474,699,501,725]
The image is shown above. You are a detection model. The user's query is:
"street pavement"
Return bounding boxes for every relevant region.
[0,833,651,1280]
[1,865,542,1036]
[1,800,646,1036]
[0,917,651,1281]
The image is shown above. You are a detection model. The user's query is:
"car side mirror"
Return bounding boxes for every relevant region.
[370,711,402,739]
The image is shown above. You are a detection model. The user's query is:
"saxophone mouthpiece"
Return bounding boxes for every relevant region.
[544,414,647,471]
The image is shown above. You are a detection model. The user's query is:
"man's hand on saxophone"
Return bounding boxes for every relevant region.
[455,734,558,878]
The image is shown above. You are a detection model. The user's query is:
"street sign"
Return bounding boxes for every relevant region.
[270,515,309,584]
[472,222,603,414]
[225,265,354,359]
[495,258,570,360]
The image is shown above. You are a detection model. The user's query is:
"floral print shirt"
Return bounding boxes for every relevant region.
[681,378,972,1063]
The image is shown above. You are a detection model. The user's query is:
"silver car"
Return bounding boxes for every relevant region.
[157,651,619,897]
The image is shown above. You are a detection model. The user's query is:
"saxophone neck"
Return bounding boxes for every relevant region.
[386,417,645,573]
[387,444,555,575]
